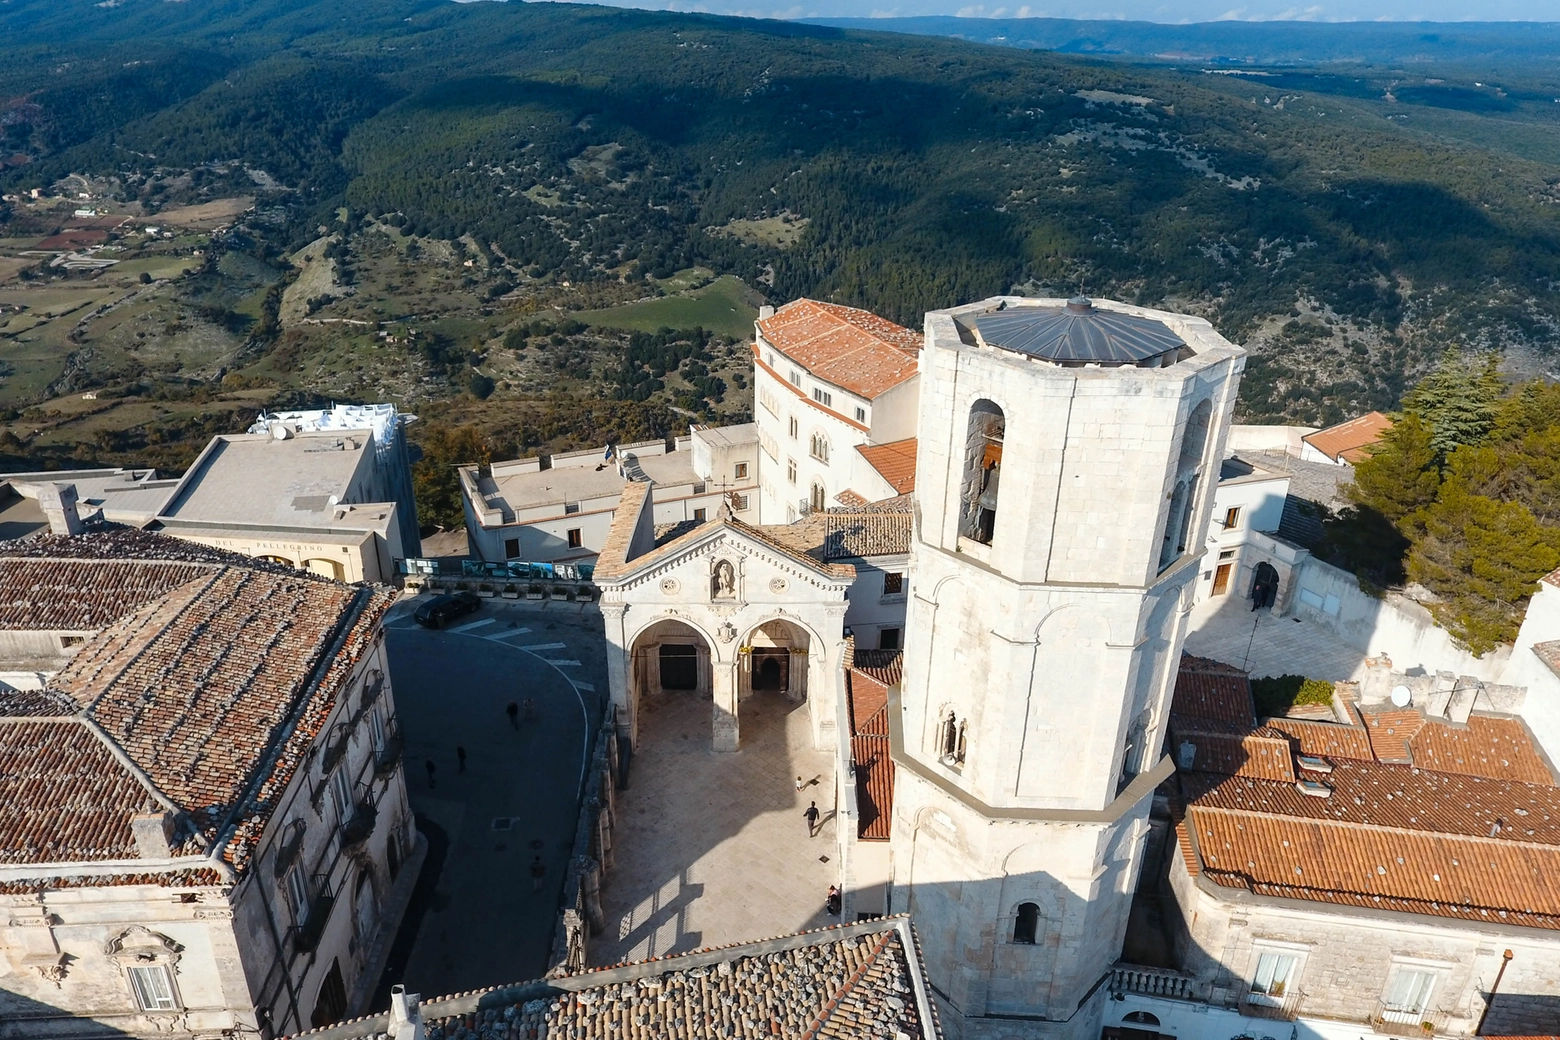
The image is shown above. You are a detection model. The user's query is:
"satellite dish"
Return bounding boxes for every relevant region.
[1390,685,1412,708]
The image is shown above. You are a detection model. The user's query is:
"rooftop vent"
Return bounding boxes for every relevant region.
[1295,779,1333,798]
[1296,755,1334,774]
[972,298,1186,366]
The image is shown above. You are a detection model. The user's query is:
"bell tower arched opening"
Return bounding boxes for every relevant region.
[1157,398,1213,573]
[959,399,1005,545]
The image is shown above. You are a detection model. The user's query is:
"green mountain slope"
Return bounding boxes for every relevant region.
[2,0,1560,427]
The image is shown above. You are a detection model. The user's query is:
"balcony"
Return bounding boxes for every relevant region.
[1242,990,1303,1021]
[374,729,404,778]
[289,884,335,954]
[1110,963,1204,1002]
[1373,1006,1446,1037]
[340,798,378,848]
[272,821,306,876]
[320,725,352,775]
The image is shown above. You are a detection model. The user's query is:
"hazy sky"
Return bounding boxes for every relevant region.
[531,0,1557,22]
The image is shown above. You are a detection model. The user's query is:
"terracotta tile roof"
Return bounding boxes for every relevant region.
[0,537,395,883]
[1360,708,1426,764]
[823,509,912,559]
[1301,411,1392,463]
[3,524,298,570]
[0,867,229,894]
[847,666,894,841]
[1170,655,1255,728]
[1408,715,1556,785]
[852,648,904,688]
[835,489,869,508]
[1262,717,1377,762]
[1169,723,1296,782]
[0,557,211,631]
[0,719,156,864]
[758,300,921,400]
[289,917,939,1040]
[1532,639,1560,678]
[856,439,917,496]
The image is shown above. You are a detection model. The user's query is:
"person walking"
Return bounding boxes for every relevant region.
[424,758,436,789]
[795,775,805,792]
[804,801,820,837]
[456,745,467,773]
[506,702,519,729]
[530,855,546,892]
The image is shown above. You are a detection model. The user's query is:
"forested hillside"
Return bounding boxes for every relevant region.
[3,0,1560,473]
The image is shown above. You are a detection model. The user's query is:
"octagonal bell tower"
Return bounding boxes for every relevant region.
[888,297,1244,1039]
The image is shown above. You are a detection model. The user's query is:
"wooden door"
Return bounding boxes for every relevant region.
[1212,563,1232,595]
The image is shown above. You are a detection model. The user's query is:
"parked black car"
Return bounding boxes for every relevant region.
[413,591,482,628]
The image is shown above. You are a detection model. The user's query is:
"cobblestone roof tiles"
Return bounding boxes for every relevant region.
[758,300,922,400]
[1359,708,1426,764]
[0,719,152,863]
[1407,715,1555,785]
[441,927,927,1040]
[0,557,212,631]
[0,686,79,718]
[855,439,917,496]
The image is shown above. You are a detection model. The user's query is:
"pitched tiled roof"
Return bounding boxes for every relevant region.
[0,719,156,863]
[847,661,894,842]
[1301,411,1392,464]
[853,648,904,688]
[1170,655,1255,728]
[289,918,940,1040]
[0,557,212,631]
[856,439,917,496]
[1406,714,1555,784]
[1262,717,1377,762]
[823,509,912,559]
[0,538,395,884]
[1359,707,1425,764]
[758,300,921,400]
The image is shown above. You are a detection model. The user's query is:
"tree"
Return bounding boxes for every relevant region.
[411,425,489,533]
[1407,477,1560,655]
[1345,412,1441,529]
[1402,348,1504,457]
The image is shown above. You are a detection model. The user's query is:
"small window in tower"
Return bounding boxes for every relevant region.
[938,712,967,767]
[959,401,1005,546]
[1012,903,1040,945]
[1224,506,1241,530]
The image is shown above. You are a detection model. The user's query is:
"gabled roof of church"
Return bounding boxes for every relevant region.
[290,916,941,1040]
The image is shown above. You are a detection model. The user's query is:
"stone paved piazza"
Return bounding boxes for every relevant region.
[590,686,838,966]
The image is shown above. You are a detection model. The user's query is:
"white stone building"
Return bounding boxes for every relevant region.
[877,296,1244,1040]
[1191,453,1296,610]
[459,430,759,567]
[751,300,922,522]
[0,529,420,1039]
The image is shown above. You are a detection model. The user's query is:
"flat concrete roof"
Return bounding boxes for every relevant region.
[481,449,700,514]
[2,468,180,528]
[692,423,758,449]
[161,432,372,527]
[1218,454,1289,487]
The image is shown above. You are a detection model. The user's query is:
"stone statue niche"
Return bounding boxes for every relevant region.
[712,559,737,600]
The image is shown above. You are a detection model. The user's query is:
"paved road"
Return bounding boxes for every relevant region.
[382,598,608,999]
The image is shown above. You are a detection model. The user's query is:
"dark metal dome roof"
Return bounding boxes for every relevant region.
[972,298,1186,364]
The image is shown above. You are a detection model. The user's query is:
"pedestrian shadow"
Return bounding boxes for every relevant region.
[610,867,706,960]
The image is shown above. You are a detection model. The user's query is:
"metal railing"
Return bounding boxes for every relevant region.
[288,879,335,954]
[1373,1005,1447,1036]
[340,796,378,848]
[374,728,404,778]
[1241,989,1303,1020]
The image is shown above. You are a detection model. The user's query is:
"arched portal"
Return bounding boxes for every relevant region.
[628,619,714,747]
[741,619,810,703]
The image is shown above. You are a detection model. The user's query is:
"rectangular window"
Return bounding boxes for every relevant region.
[1217,549,1236,560]
[813,387,833,408]
[563,502,580,515]
[733,494,750,511]
[882,571,904,595]
[503,537,520,559]
[789,416,798,439]
[855,406,867,423]
[1382,968,1437,1022]
[693,508,706,522]
[331,765,353,821]
[1249,952,1298,1006]
[286,867,310,922]
[789,370,802,387]
[369,707,387,756]
[879,628,901,651]
[692,482,706,494]
[1224,506,1241,530]
[567,528,583,548]
[734,462,749,480]
[128,965,178,1011]
[787,458,797,484]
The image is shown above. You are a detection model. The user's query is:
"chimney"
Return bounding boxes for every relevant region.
[37,482,83,536]
[758,305,775,320]
[130,810,176,860]
[390,985,425,1040]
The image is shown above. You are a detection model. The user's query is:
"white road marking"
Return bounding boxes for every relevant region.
[514,641,567,651]
[572,681,595,692]
[448,617,497,633]
[543,659,582,667]
[482,627,534,641]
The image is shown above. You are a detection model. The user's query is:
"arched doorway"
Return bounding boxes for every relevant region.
[742,619,810,703]
[1251,561,1279,611]
[628,619,714,747]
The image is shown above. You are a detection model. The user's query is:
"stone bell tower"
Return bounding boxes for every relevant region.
[888,297,1244,1039]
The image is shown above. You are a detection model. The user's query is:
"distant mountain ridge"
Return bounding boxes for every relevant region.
[802,16,1560,67]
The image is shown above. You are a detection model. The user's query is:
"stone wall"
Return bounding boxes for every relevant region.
[548,719,621,976]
